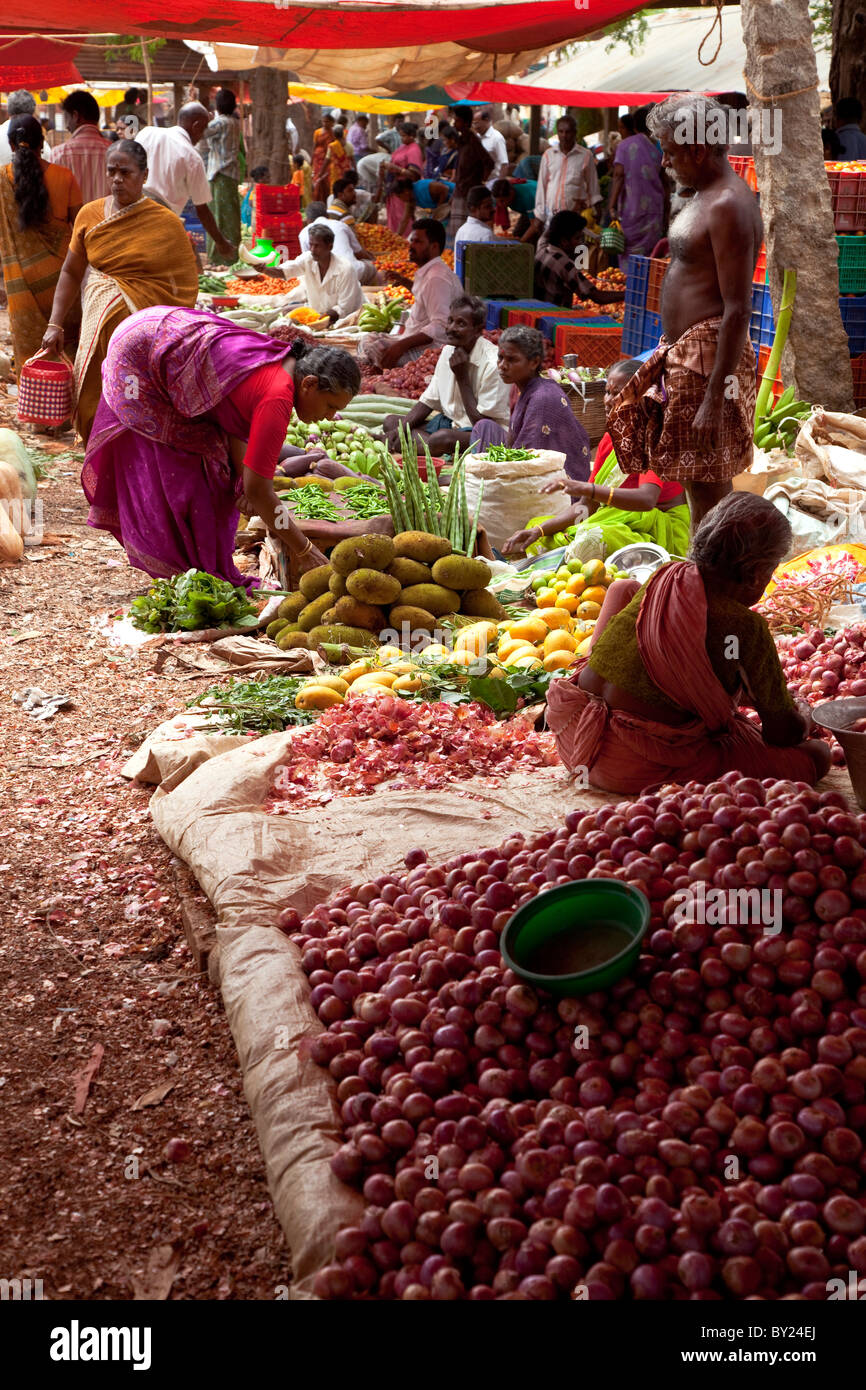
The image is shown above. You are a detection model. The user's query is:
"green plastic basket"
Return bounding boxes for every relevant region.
[460,241,536,299]
[501,879,650,997]
[838,235,866,295]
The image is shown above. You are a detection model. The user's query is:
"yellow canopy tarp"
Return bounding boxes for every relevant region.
[287,84,430,114]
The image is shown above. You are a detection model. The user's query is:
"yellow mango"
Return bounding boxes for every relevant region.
[582,558,606,585]
[449,649,485,669]
[582,585,608,607]
[544,629,578,656]
[508,655,544,672]
[498,639,538,663]
[304,674,349,695]
[554,593,580,614]
[543,649,577,672]
[344,658,375,684]
[535,606,572,631]
[350,684,395,698]
[392,673,427,692]
[383,661,420,676]
[352,670,399,691]
[566,574,586,596]
[536,586,558,607]
[295,685,345,710]
[454,621,499,656]
[417,642,451,662]
[377,645,406,664]
[576,635,594,656]
[577,600,601,621]
[507,616,549,645]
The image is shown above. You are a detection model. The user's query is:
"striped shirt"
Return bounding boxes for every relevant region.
[198,114,240,183]
[51,124,110,205]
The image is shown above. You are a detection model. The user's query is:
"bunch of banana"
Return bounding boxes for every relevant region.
[753,386,813,454]
[358,298,404,332]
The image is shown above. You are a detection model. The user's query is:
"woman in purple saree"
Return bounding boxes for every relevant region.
[608,109,666,277]
[471,324,591,481]
[82,305,360,586]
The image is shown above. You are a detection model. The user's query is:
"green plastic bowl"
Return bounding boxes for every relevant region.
[501,880,650,997]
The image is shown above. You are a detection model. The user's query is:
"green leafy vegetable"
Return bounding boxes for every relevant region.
[129,569,261,633]
[188,676,318,733]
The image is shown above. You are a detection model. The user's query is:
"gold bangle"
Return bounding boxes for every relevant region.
[606,485,615,504]
[296,538,313,558]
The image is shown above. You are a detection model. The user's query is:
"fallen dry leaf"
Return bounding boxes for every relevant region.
[72,1042,104,1115]
[130,1080,176,1111]
[130,1242,182,1300]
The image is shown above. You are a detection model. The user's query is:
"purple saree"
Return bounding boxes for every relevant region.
[471,374,591,481]
[82,306,292,585]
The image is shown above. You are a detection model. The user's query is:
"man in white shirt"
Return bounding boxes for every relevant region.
[382,292,510,456]
[136,102,235,261]
[473,108,509,183]
[362,219,462,370]
[454,185,497,249]
[523,114,601,242]
[299,199,376,284]
[278,222,364,323]
[0,89,51,166]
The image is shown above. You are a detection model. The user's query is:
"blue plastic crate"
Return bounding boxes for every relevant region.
[483,297,550,330]
[641,309,662,352]
[840,294,866,355]
[749,282,775,349]
[621,302,644,358]
[625,254,650,310]
[186,223,206,254]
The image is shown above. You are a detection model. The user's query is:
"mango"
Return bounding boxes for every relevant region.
[295,685,344,710]
[344,658,375,683]
[582,585,608,607]
[507,616,548,645]
[544,629,578,656]
[352,670,399,691]
[304,674,349,695]
[392,673,427,693]
[543,649,577,672]
[577,600,601,621]
[454,621,499,657]
[582,558,606,585]
[535,607,572,631]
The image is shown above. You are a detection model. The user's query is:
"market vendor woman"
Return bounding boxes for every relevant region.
[81,305,360,587]
[547,492,832,794]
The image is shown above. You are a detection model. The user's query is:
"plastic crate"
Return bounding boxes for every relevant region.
[554,322,623,368]
[756,344,784,407]
[852,352,866,408]
[186,224,206,254]
[837,236,866,294]
[538,313,618,342]
[646,258,669,315]
[754,244,767,284]
[484,298,548,329]
[729,154,758,192]
[509,306,602,331]
[840,294,866,355]
[641,309,662,353]
[620,302,644,357]
[457,240,536,298]
[624,253,650,309]
[256,183,300,216]
[255,210,303,242]
[827,168,866,233]
[749,282,775,349]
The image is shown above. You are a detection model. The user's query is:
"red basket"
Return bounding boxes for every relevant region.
[554,323,623,367]
[507,306,594,328]
[255,209,303,238]
[256,184,300,215]
[754,244,767,284]
[729,154,758,191]
[852,352,866,409]
[827,168,866,233]
[757,344,784,406]
[17,351,74,426]
[646,257,669,315]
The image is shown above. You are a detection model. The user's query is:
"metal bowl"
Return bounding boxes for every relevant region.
[606,541,671,579]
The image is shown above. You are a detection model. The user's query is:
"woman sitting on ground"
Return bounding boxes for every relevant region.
[470,325,592,481]
[546,492,832,794]
[503,357,690,559]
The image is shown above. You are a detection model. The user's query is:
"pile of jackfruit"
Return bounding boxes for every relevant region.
[266,532,505,652]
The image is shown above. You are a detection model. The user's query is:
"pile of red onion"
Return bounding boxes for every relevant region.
[777,626,866,705]
[282,773,866,1300]
[268,698,559,808]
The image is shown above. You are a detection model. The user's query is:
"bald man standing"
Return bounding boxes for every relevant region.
[137,103,236,262]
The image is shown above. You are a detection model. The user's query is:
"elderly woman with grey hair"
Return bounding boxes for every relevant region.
[546,491,831,793]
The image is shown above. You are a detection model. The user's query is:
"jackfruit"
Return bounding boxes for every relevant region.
[330,533,395,576]
[334,595,386,632]
[459,587,506,621]
[430,554,492,590]
[387,557,433,587]
[299,564,333,600]
[346,568,402,606]
[266,618,289,639]
[306,624,380,649]
[399,582,460,617]
[277,591,306,622]
[329,572,348,598]
[392,531,452,564]
[389,605,438,632]
[275,628,311,650]
[297,591,335,631]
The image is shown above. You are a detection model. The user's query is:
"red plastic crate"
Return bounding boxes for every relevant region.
[754,244,767,283]
[827,167,866,233]
[507,306,599,328]
[646,257,669,314]
[729,154,758,191]
[554,323,623,367]
[256,183,300,216]
[852,352,866,409]
[757,344,784,406]
[255,210,303,240]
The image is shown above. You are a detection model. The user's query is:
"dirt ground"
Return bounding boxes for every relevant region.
[0,420,290,1300]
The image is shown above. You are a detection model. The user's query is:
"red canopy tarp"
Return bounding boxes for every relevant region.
[0,37,81,90]
[447,81,715,108]
[12,0,644,49]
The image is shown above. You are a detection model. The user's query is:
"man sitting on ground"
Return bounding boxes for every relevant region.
[326,178,382,283]
[453,185,498,248]
[278,221,364,324]
[534,210,626,309]
[382,293,510,455]
[361,218,462,370]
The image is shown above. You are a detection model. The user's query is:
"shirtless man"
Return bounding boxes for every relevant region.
[607,93,763,527]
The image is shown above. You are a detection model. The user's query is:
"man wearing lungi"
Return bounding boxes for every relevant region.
[607,93,763,528]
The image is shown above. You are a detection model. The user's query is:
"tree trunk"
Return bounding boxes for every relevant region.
[830,0,866,110]
[529,106,541,157]
[245,67,290,184]
[741,0,854,411]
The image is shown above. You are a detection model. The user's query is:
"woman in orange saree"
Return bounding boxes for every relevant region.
[41,139,198,442]
[0,115,81,375]
[311,114,335,203]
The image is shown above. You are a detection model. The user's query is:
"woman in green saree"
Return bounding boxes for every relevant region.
[502,358,691,560]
